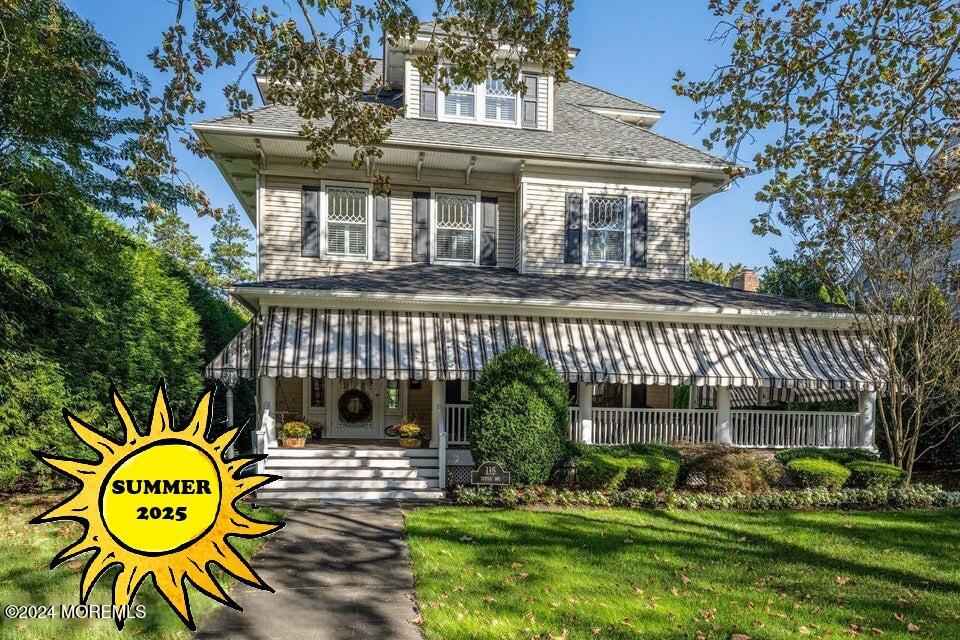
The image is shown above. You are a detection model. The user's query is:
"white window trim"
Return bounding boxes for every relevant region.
[437,71,522,129]
[582,189,630,267]
[319,179,374,262]
[430,187,482,265]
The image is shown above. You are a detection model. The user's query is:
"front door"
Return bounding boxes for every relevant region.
[330,379,380,439]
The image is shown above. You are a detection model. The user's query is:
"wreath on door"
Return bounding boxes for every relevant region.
[338,389,373,423]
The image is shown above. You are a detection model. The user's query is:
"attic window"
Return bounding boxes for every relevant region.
[484,76,516,123]
[444,76,475,118]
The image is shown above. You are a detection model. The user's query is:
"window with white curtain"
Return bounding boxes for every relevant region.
[435,192,477,261]
[484,75,516,123]
[443,75,475,118]
[586,194,627,264]
[326,186,368,257]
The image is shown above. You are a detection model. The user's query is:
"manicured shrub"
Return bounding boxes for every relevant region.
[622,456,680,491]
[787,458,851,490]
[845,461,906,490]
[678,444,780,494]
[775,447,877,465]
[576,453,627,490]
[468,346,569,485]
[569,442,682,463]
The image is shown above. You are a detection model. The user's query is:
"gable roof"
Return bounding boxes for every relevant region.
[197,60,727,171]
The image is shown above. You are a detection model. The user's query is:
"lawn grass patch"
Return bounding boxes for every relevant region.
[405,506,960,639]
[0,492,281,640]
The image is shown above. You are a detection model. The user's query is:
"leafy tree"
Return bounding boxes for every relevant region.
[689,256,746,287]
[0,0,204,218]
[676,0,960,478]
[147,208,216,283]
[210,205,255,287]
[759,253,845,305]
[150,1,574,192]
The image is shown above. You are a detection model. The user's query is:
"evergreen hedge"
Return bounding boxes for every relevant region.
[468,346,568,485]
[845,461,907,490]
[787,458,852,490]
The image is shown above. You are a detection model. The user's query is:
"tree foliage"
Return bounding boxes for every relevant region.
[759,253,845,305]
[677,0,960,477]
[210,205,255,287]
[689,256,747,287]
[150,0,573,193]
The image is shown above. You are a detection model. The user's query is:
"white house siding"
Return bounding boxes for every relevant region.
[536,74,549,131]
[258,165,516,280]
[519,172,691,279]
[405,59,420,117]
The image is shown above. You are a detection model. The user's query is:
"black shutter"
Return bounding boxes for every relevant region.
[373,194,390,261]
[480,196,498,266]
[301,186,320,257]
[412,192,430,262]
[630,197,648,267]
[420,73,437,119]
[522,73,539,129]
[564,192,583,264]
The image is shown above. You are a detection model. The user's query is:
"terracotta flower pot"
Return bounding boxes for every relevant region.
[398,437,421,448]
[282,437,306,448]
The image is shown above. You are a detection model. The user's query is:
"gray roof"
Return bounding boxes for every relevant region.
[202,62,726,169]
[234,264,844,314]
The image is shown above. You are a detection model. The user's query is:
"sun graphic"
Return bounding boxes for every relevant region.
[31,380,282,630]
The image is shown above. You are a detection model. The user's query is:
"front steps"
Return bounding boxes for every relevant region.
[258,445,445,502]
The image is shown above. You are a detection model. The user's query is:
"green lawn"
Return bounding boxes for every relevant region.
[405,507,960,639]
[0,493,281,640]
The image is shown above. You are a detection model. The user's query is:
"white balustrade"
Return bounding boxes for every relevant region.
[730,410,861,448]
[590,408,718,445]
[444,404,471,445]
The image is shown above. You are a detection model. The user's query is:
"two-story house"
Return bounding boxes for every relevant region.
[198,26,883,500]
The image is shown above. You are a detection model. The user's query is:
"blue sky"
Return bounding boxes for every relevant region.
[70,0,795,268]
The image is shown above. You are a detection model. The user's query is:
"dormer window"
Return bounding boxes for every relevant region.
[484,76,517,123]
[444,76,476,119]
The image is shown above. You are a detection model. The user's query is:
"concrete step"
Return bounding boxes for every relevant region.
[267,447,437,459]
[268,467,439,479]
[256,487,445,501]
[265,456,438,469]
[269,477,439,490]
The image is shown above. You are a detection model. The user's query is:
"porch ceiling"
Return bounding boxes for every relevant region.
[205,307,884,393]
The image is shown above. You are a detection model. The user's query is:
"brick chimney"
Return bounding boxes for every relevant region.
[731,268,760,293]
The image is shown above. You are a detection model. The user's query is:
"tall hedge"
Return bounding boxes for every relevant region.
[468,346,569,485]
[0,191,248,488]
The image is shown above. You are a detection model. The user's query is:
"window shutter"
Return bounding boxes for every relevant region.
[480,196,498,266]
[420,74,437,119]
[412,192,431,262]
[522,73,539,129]
[373,194,390,261]
[301,186,320,257]
[630,197,648,267]
[564,192,583,264]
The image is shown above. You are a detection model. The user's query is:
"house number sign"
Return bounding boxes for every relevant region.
[470,461,511,486]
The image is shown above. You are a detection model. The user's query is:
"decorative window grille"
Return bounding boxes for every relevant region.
[326,186,368,257]
[484,76,516,122]
[310,377,325,407]
[444,75,476,118]
[386,380,400,409]
[586,195,627,264]
[435,193,476,261]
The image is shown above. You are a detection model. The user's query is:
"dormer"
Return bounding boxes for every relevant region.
[385,22,567,132]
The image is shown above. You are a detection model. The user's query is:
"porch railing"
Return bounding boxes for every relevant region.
[592,408,718,445]
[445,403,471,445]
[731,410,860,448]
[442,404,861,449]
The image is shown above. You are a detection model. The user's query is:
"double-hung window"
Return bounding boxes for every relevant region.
[484,76,517,123]
[586,194,627,264]
[325,185,369,257]
[444,74,476,119]
[433,191,478,262]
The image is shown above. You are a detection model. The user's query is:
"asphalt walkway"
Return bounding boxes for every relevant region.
[195,501,423,640]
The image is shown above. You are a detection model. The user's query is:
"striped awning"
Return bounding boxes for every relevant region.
[238,307,882,391]
[205,319,258,379]
[696,386,858,408]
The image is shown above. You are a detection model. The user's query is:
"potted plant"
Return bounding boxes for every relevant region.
[280,421,311,448]
[395,418,423,448]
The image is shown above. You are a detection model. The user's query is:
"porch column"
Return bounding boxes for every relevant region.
[858,390,877,450]
[577,382,594,444]
[224,385,235,458]
[430,380,447,489]
[260,376,278,449]
[716,386,733,445]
